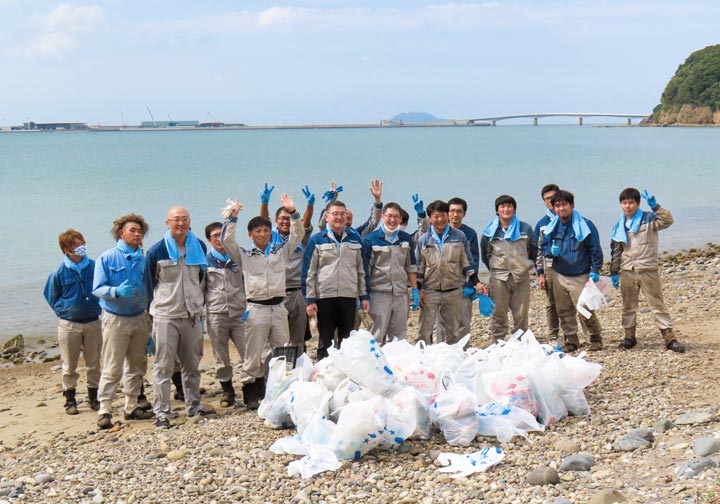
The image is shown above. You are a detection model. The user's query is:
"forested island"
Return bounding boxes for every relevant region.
[648,44,720,125]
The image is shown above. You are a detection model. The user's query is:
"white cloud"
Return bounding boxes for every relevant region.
[25,31,75,55]
[257,6,305,28]
[45,4,105,32]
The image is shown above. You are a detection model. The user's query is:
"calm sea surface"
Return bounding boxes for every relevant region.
[1,125,718,341]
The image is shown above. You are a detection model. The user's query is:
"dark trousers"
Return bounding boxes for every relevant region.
[316,297,357,360]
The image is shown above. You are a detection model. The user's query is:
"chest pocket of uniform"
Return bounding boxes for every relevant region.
[445,243,463,264]
[422,244,440,266]
[157,259,178,282]
[316,243,337,267]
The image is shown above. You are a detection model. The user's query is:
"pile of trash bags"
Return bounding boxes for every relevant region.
[260,329,601,478]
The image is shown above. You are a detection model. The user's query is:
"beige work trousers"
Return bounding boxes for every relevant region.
[241,302,289,384]
[206,312,245,383]
[418,289,463,345]
[489,275,530,340]
[553,273,602,347]
[97,312,150,415]
[57,318,102,390]
[369,290,409,344]
[620,269,673,331]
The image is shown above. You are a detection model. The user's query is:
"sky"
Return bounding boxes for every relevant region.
[1,0,719,125]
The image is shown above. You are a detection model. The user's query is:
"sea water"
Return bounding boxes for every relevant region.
[1,125,718,340]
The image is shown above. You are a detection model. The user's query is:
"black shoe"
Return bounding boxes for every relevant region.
[562,343,579,353]
[189,407,217,418]
[87,387,100,411]
[255,378,266,402]
[97,413,113,430]
[619,338,637,350]
[242,382,259,410]
[124,408,155,421]
[63,389,79,415]
[155,418,171,430]
[137,383,152,410]
[667,340,686,353]
[219,380,236,408]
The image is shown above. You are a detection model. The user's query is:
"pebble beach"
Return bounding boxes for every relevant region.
[1,246,719,504]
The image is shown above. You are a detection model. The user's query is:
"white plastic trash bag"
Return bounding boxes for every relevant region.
[332,330,396,395]
[287,447,342,479]
[436,446,505,478]
[475,402,544,442]
[389,386,432,440]
[288,382,332,435]
[576,278,609,319]
[431,380,478,447]
[330,397,387,460]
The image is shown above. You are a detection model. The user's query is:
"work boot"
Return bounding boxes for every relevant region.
[255,377,266,402]
[242,382,259,410]
[219,380,236,408]
[87,387,100,411]
[137,383,151,411]
[619,327,637,350]
[589,340,604,351]
[97,413,113,430]
[662,328,686,353]
[172,371,185,401]
[63,389,78,415]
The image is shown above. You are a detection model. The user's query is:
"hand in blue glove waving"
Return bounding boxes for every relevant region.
[641,189,657,209]
[412,193,425,215]
[301,185,316,206]
[260,183,275,205]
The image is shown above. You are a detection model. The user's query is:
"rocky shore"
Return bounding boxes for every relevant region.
[1,247,719,503]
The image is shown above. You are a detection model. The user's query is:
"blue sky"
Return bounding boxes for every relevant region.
[1,0,718,125]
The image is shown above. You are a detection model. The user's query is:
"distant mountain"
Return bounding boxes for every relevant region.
[389,112,445,124]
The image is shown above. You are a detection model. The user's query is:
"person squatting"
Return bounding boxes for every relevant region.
[44,181,686,429]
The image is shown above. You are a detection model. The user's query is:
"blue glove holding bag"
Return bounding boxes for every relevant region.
[478,294,496,318]
[589,272,600,283]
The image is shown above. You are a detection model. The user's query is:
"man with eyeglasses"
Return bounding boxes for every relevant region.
[93,213,154,429]
[145,207,211,429]
[302,200,370,360]
[258,183,316,352]
[362,202,420,344]
[534,183,561,341]
[203,221,246,408]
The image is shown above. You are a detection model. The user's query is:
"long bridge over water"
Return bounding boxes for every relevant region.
[466,112,649,126]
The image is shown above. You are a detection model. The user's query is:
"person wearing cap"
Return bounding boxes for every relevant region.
[480,195,537,340]
[44,229,102,416]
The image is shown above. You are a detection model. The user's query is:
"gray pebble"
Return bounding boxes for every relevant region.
[693,437,720,456]
[588,488,626,503]
[526,466,560,486]
[109,464,123,474]
[626,428,654,443]
[0,483,14,489]
[0,490,10,498]
[559,454,595,472]
[613,436,650,452]
[554,439,580,453]
[676,457,716,479]
[33,473,54,484]
[675,409,715,425]
[552,499,572,504]
[653,418,674,433]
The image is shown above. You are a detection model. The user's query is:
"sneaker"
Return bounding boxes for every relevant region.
[667,340,686,353]
[155,418,171,430]
[124,408,155,421]
[589,341,604,351]
[97,413,113,430]
[619,338,637,350]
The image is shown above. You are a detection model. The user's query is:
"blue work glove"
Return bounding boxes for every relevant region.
[146,337,155,357]
[239,310,250,323]
[321,185,343,203]
[260,182,275,205]
[115,280,134,298]
[412,193,424,215]
[641,189,657,209]
[411,288,420,311]
[301,185,316,206]
[551,242,561,257]
[463,286,476,298]
[478,294,496,318]
[611,274,619,289]
[589,272,600,283]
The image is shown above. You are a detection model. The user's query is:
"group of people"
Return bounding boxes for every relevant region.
[43,180,685,430]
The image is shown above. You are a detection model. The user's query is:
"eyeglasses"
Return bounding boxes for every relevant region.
[168,217,190,223]
[383,213,401,220]
[329,212,347,218]
[209,233,222,239]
